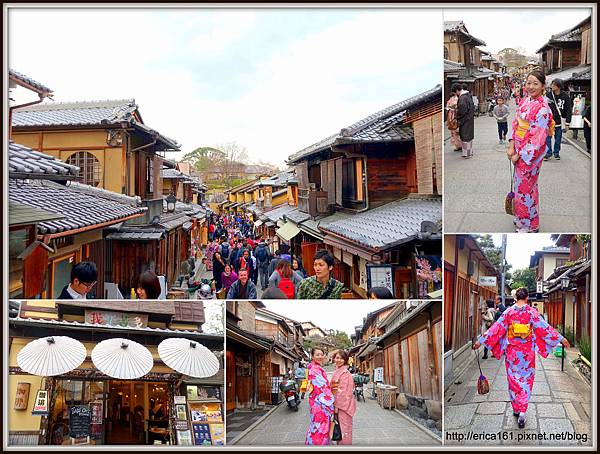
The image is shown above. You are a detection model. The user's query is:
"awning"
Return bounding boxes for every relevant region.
[106,231,164,241]
[254,219,264,227]
[276,222,301,242]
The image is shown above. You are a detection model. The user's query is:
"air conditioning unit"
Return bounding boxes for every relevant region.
[467,260,475,276]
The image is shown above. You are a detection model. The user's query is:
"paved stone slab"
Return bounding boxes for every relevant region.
[538,418,577,445]
[471,414,505,433]
[537,403,566,418]
[477,401,507,415]
[444,404,478,430]
[504,405,538,430]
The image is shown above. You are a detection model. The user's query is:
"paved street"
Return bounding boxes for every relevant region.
[444,349,592,446]
[196,257,265,298]
[444,99,591,233]
[232,367,440,446]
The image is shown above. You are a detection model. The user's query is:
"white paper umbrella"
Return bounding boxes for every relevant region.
[17,336,87,377]
[158,338,219,378]
[91,338,153,379]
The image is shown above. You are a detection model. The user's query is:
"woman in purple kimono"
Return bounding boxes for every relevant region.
[506,70,553,233]
[305,347,335,445]
[473,287,570,428]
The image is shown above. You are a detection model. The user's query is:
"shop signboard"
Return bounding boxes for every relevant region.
[85,310,148,328]
[374,367,384,384]
[14,382,31,410]
[366,264,395,297]
[478,276,497,287]
[32,390,49,415]
[69,405,91,439]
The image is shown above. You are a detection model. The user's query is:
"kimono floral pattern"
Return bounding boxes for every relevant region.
[479,304,564,414]
[305,361,335,445]
[510,95,552,232]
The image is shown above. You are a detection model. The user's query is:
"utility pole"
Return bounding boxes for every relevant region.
[500,234,507,305]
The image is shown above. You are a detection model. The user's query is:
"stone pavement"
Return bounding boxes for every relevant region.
[226,409,270,444]
[444,99,591,233]
[232,367,440,446]
[195,253,265,298]
[444,348,592,446]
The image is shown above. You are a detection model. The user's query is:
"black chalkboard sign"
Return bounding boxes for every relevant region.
[69,405,91,438]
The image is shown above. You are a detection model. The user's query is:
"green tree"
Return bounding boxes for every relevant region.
[328,331,352,349]
[510,268,537,291]
[474,234,512,280]
[181,146,226,172]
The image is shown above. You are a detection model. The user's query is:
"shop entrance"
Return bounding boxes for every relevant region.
[49,379,170,445]
[106,380,170,445]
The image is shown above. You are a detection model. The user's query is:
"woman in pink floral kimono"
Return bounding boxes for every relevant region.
[305,347,335,445]
[473,288,569,429]
[331,350,356,445]
[507,70,553,233]
[204,239,218,271]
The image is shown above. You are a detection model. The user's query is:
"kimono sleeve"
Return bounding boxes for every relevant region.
[479,311,509,359]
[309,366,334,411]
[518,105,551,165]
[334,371,355,415]
[531,310,564,358]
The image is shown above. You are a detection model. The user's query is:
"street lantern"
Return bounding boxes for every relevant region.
[560,275,570,372]
[166,193,177,213]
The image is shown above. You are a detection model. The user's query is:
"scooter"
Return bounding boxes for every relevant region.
[352,373,369,402]
[279,378,300,411]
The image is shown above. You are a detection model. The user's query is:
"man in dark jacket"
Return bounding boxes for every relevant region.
[545,78,572,161]
[456,83,475,158]
[57,261,98,299]
[254,240,272,290]
[226,268,258,299]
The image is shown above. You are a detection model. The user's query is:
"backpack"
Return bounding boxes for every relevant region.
[277,271,295,299]
[220,243,230,260]
[256,246,268,263]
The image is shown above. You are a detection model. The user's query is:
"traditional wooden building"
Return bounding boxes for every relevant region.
[8,141,147,299]
[376,300,442,420]
[350,303,397,378]
[443,20,491,111]
[8,299,223,446]
[543,235,592,343]
[443,235,499,386]
[281,86,442,298]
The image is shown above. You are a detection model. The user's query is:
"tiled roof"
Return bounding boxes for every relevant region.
[536,17,590,52]
[12,99,179,150]
[8,179,147,235]
[320,196,442,251]
[546,64,591,84]
[288,85,441,164]
[106,230,164,241]
[161,168,190,180]
[9,141,79,179]
[444,60,465,72]
[256,169,295,187]
[9,69,52,94]
[9,202,64,227]
[284,208,311,225]
[263,204,296,223]
[158,212,192,231]
[443,21,486,46]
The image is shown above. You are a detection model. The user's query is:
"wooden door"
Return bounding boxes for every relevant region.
[257,352,271,404]
[301,242,319,276]
[226,350,236,412]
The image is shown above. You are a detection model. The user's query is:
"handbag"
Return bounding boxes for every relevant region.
[475,351,490,395]
[504,161,515,216]
[330,414,343,442]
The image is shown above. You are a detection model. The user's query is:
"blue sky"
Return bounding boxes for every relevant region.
[9,7,441,167]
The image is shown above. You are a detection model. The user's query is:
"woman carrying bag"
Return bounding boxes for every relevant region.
[331,350,356,445]
[506,70,553,233]
[473,287,569,429]
[305,347,335,445]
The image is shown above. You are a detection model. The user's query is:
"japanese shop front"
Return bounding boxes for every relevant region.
[8,300,224,446]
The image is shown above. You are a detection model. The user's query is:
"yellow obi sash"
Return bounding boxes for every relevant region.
[508,322,532,339]
[515,116,530,140]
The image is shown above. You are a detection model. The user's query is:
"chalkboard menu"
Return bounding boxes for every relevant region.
[69,405,91,438]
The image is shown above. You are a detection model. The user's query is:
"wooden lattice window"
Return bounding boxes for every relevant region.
[66,151,101,187]
[444,46,449,60]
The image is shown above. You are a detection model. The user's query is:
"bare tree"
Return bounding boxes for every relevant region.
[216,141,250,188]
